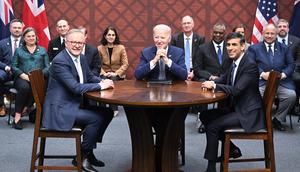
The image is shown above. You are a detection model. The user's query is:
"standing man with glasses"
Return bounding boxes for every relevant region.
[248,23,296,131]
[200,32,264,172]
[42,29,114,172]
[48,19,70,61]
[171,15,205,81]
[0,19,24,117]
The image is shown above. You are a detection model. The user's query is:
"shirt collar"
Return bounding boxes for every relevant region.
[264,41,275,49]
[233,52,244,67]
[66,49,81,62]
[183,32,193,40]
[277,35,288,44]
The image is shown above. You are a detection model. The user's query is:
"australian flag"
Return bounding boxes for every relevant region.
[290,0,300,38]
[0,0,14,40]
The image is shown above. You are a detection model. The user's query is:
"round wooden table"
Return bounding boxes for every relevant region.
[84,80,227,172]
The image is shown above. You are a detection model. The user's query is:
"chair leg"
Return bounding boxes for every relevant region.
[223,134,231,172]
[30,134,39,172]
[38,137,46,172]
[289,113,293,130]
[263,140,270,168]
[268,138,276,172]
[7,95,12,125]
[180,125,185,166]
[75,134,82,172]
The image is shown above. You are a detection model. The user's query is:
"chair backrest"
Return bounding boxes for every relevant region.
[262,71,281,134]
[29,69,47,130]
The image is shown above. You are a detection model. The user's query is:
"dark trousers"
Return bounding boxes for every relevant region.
[74,106,113,152]
[14,78,33,113]
[200,108,241,161]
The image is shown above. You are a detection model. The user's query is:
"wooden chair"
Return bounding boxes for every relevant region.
[222,71,281,172]
[29,69,82,172]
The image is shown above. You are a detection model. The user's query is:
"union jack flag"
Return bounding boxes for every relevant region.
[0,0,14,40]
[22,0,50,49]
[251,0,279,44]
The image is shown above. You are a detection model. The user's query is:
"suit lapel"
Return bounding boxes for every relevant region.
[209,42,220,66]
[65,50,80,82]
[178,33,184,48]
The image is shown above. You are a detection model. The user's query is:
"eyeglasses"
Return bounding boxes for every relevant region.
[66,40,85,46]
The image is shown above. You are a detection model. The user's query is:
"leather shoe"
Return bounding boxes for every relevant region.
[217,147,242,162]
[82,157,99,172]
[272,118,285,131]
[0,106,6,117]
[12,120,23,130]
[72,151,105,168]
[87,151,105,167]
[198,124,206,133]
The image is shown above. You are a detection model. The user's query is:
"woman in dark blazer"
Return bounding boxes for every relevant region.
[11,27,50,130]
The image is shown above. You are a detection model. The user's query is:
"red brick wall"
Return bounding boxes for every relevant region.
[12,0,294,79]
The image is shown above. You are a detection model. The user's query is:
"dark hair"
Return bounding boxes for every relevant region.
[22,27,38,45]
[100,26,121,45]
[9,19,23,27]
[232,24,246,32]
[226,32,245,44]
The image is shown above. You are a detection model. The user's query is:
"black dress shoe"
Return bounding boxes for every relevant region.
[82,157,99,172]
[272,118,285,131]
[217,147,242,162]
[198,124,206,133]
[87,151,105,167]
[13,120,23,130]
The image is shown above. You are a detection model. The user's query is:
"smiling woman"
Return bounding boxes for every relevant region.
[11,27,50,130]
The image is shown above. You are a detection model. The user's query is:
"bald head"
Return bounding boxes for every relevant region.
[181,15,194,35]
[56,19,70,37]
[263,23,277,44]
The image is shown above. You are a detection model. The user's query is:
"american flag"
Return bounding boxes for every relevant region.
[22,0,50,50]
[251,0,279,44]
[0,0,14,39]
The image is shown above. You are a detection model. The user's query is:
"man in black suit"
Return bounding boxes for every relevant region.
[193,22,231,82]
[79,26,101,76]
[48,19,70,61]
[200,32,265,172]
[171,15,205,81]
[277,19,300,96]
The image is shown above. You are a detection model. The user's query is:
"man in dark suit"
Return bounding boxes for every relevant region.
[0,19,23,116]
[248,23,296,131]
[194,22,231,82]
[171,15,205,80]
[193,23,231,133]
[47,19,70,61]
[200,32,265,172]
[42,29,114,172]
[79,26,101,76]
[277,19,300,97]
[135,24,187,81]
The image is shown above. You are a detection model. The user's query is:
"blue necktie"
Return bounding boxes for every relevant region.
[217,45,222,65]
[268,45,273,62]
[282,38,286,45]
[231,63,237,85]
[185,38,191,71]
[158,59,166,80]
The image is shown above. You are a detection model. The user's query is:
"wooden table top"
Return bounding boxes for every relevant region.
[85,80,227,107]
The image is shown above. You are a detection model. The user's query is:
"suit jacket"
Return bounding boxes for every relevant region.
[134,45,187,80]
[48,36,65,61]
[84,44,101,76]
[193,41,231,81]
[98,44,129,78]
[0,37,22,69]
[171,32,205,68]
[287,35,300,85]
[247,41,295,90]
[215,54,265,132]
[42,49,102,131]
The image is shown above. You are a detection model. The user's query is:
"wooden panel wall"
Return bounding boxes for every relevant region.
[12,0,293,79]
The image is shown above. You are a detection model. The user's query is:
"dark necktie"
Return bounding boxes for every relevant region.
[230,63,237,85]
[158,59,166,80]
[282,38,286,45]
[268,45,273,62]
[185,37,191,71]
[13,39,18,55]
[217,45,222,65]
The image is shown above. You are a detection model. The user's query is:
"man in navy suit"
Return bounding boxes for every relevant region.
[47,19,70,61]
[0,19,23,116]
[135,24,187,81]
[171,15,205,80]
[42,29,114,172]
[79,26,101,76]
[201,32,265,172]
[248,23,296,131]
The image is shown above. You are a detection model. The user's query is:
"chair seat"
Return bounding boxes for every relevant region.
[224,128,267,133]
[9,88,18,94]
[40,127,82,132]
